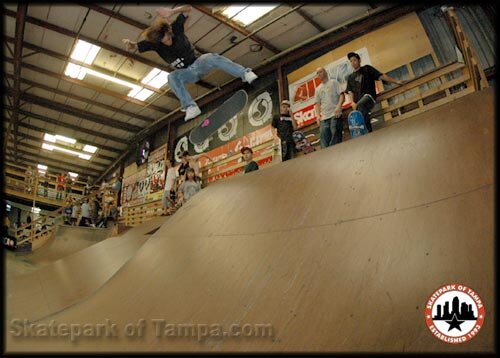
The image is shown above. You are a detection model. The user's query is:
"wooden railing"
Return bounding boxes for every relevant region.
[372,61,474,124]
[445,7,489,92]
[119,200,163,227]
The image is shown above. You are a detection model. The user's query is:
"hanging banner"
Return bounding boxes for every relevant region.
[288,47,372,128]
[121,145,167,206]
[173,81,279,164]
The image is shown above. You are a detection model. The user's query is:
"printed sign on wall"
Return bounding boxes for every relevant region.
[173,82,279,164]
[121,145,167,206]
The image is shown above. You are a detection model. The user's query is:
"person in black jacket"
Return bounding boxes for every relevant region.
[272,100,298,162]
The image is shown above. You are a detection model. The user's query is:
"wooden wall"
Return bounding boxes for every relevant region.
[288,12,437,83]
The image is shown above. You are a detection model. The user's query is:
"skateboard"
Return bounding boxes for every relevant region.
[347,110,368,138]
[292,131,316,154]
[189,90,248,145]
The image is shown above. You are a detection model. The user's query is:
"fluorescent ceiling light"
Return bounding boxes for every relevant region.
[134,88,154,101]
[142,68,169,89]
[55,134,76,144]
[44,133,56,143]
[37,164,48,170]
[42,143,54,151]
[65,62,87,80]
[71,40,100,64]
[68,172,79,178]
[42,143,92,160]
[83,144,98,153]
[65,65,139,90]
[141,68,161,84]
[31,207,41,213]
[78,153,92,160]
[221,5,278,26]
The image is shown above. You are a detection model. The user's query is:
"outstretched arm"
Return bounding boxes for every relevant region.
[156,5,192,29]
[380,73,405,86]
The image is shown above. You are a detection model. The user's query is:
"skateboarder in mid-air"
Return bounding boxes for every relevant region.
[123,5,258,122]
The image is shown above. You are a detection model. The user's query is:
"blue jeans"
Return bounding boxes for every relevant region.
[319,117,342,148]
[168,53,251,110]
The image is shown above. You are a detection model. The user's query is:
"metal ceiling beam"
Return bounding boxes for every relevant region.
[7,120,123,155]
[5,88,143,133]
[9,153,99,178]
[9,4,28,161]
[3,8,215,90]
[296,9,325,32]
[7,145,103,176]
[4,105,129,145]
[80,3,210,55]
[3,126,116,162]
[4,73,156,124]
[4,57,173,114]
[4,35,176,98]
[6,140,108,170]
[192,5,281,54]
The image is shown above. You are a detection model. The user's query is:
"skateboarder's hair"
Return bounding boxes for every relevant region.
[347,52,360,60]
[145,23,172,43]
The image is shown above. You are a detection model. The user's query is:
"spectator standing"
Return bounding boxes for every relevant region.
[56,172,65,200]
[79,199,91,227]
[176,168,201,207]
[40,172,49,197]
[162,159,179,215]
[65,173,73,198]
[345,52,404,133]
[241,147,259,174]
[25,166,34,193]
[71,200,80,226]
[272,99,297,162]
[315,67,345,149]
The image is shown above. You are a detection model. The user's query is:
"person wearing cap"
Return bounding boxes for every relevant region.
[272,99,297,162]
[345,52,404,133]
[315,67,345,149]
[178,151,201,179]
[241,147,259,174]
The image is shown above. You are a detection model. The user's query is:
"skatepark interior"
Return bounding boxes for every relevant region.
[3,4,496,354]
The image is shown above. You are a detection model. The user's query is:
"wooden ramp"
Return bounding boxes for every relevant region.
[12,225,114,267]
[5,88,494,353]
[6,217,168,322]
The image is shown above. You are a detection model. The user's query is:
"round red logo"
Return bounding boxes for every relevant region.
[425,283,485,344]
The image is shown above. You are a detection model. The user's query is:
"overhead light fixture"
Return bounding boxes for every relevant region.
[83,144,98,153]
[221,5,278,26]
[41,143,92,160]
[68,172,79,178]
[128,68,169,101]
[71,40,100,64]
[37,164,48,171]
[43,133,76,144]
[65,40,101,80]
[31,207,41,214]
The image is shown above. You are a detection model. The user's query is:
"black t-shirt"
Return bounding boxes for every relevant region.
[346,65,383,103]
[244,161,259,174]
[137,14,197,69]
[272,113,294,141]
[178,162,190,177]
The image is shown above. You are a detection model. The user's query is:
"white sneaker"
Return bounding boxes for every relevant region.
[243,71,258,84]
[184,105,201,121]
